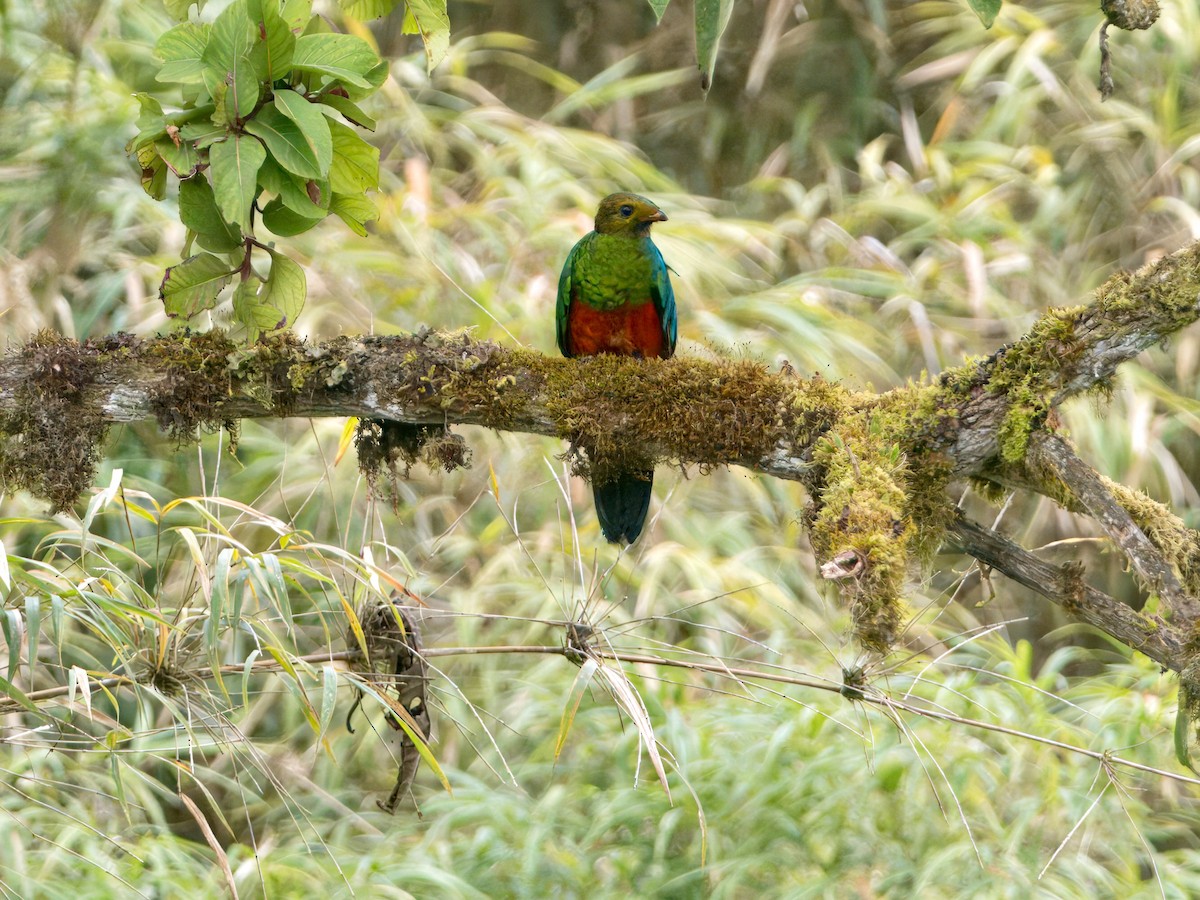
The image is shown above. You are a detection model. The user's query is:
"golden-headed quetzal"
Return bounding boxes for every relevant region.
[556,192,678,543]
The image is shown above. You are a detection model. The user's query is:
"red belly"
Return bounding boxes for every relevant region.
[567,301,665,358]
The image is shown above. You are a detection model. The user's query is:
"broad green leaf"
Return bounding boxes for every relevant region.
[248,0,297,82]
[329,192,378,236]
[404,0,450,72]
[160,253,235,318]
[164,0,205,18]
[261,197,324,237]
[341,59,389,102]
[203,1,259,119]
[50,595,64,649]
[264,249,306,329]
[156,22,210,84]
[318,93,376,130]
[694,0,733,92]
[232,249,306,338]
[179,177,243,251]
[281,0,314,31]
[341,0,400,18]
[139,153,168,201]
[207,546,233,647]
[134,92,164,129]
[244,104,322,179]
[206,73,231,127]
[291,33,380,89]
[328,119,378,194]
[179,119,227,149]
[274,89,333,176]
[209,134,266,232]
[967,0,1002,27]
[229,54,261,120]
[258,156,327,216]
[204,0,257,72]
[302,11,332,35]
[647,0,670,23]
[155,136,200,178]
[232,279,267,340]
[127,93,167,152]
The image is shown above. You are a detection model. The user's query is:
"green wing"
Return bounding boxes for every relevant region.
[648,241,677,358]
[556,235,585,358]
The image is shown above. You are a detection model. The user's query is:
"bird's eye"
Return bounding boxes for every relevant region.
[619,204,634,217]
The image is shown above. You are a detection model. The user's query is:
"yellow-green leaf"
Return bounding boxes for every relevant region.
[156,22,211,84]
[329,192,378,236]
[405,0,450,72]
[160,253,235,318]
[328,119,379,194]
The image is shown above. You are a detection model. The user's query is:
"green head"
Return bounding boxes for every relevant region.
[594,192,668,236]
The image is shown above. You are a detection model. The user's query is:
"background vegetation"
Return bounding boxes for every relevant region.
[4,0,1200,895]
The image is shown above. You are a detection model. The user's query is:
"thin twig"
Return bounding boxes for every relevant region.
[6,641,1199,789]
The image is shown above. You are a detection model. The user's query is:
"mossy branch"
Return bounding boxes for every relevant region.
[1026,432,1200,623]
[4,242,1200,659]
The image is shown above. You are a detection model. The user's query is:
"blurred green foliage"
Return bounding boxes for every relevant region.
[4,0,1200,895]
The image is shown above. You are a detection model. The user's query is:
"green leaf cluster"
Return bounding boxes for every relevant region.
[128,0,393,340]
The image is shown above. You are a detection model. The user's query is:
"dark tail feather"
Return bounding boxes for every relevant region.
[593,471,654,544]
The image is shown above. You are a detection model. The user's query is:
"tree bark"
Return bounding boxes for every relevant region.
[5,243,1200,666]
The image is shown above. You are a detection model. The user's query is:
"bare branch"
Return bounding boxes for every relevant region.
[1027,431,1199,622]
[946,516,1185,672]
